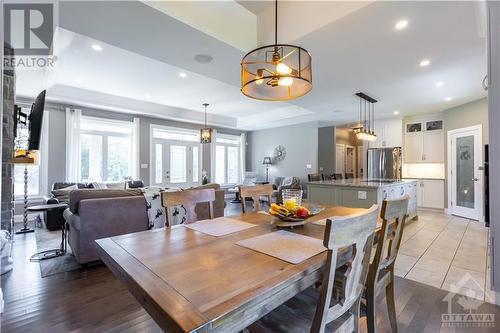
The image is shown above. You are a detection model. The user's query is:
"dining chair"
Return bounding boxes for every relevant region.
[322,174,334,181]
[161,188,215,226]
[239,184,274,213]
[308,173,322,182]
[364,195,409,333]
[249,205,379,333]
[333,173,344,180]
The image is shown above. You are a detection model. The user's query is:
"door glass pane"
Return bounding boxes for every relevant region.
[192,146,199,183]
[227,146,239,184]
[456,135,475,208]
[107,136,131,181]
[155,143,163,184]
[170,145,186,183]
[81,134,103,182]
[215,145,226,184]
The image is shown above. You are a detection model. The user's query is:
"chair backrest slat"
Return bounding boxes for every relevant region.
[371,195,409,277]
[321,174,334,181]
[162,188,215,226]
[239,184,273,213]
[308,173,322,182]
[311,205,379,333]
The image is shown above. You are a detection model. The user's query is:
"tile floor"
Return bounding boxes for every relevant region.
[395,208,492,302]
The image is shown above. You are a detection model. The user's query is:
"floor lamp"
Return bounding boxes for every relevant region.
[13,149,37,234]
[262,157,272,183]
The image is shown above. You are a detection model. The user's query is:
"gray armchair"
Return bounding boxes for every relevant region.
[272,176,302,203]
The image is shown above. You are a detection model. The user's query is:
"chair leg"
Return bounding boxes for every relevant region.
[365,289,376,333]
[351,298,361,333]
[386,273,398,333]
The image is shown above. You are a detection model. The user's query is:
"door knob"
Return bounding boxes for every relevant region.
[472,178,479,181]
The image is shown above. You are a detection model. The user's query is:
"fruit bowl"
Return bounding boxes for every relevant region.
[269,202,324,222]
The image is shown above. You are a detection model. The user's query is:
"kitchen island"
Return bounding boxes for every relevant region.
[307,179,418,220]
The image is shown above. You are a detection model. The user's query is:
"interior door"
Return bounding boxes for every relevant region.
[345,146,355,175]
[357,146,364,178]
[152,139,201,188]
[450,127,482,220]
[336,144,345,174]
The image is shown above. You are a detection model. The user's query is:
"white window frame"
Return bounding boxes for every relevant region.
[215,133,241,186]
[79,116,133,183]
[149,124,203,188]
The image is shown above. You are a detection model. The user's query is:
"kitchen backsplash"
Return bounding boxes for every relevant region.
[403,163,445,179]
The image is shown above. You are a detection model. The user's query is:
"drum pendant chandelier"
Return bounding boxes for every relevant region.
[240,0,312,101]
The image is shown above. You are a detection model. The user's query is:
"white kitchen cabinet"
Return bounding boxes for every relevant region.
[422,131,445,162]
[370,118,402,148]
[416,179,445,209]
[404,120,444,163]
[404,133,424,163]
[417,181,423,206]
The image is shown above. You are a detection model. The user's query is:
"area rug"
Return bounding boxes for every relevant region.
[33,225,82,278]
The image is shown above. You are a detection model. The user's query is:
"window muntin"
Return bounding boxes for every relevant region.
[79,117,133,182]
[214,133,241,185]
[153,127,199,142]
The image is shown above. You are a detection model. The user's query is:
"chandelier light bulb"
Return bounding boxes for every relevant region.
[278,77,293,86]
[276,62,292,75]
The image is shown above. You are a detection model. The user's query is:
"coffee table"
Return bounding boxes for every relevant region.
[28,203,68,261]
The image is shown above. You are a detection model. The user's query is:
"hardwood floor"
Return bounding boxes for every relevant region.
[1,204,500,332]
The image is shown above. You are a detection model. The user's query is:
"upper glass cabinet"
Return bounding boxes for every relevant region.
[406,122,422,133]
[426,120,443,131]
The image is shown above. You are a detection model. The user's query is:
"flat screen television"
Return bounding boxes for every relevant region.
[28,90,46,150]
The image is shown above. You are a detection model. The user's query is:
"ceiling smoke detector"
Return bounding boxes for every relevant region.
[194,54,213,64]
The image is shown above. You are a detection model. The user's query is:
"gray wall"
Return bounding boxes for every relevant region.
[26,101,244,194]
[247,122,318,184]
[318,126,335,174]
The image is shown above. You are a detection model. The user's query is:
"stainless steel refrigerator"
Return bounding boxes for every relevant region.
[367,147,402,180]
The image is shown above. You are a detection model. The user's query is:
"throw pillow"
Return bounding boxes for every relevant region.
[91,182,107,189]
[51,184,78,204]
[106,182,126,190]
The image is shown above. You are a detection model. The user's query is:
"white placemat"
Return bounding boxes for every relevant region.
[184,217,256,237]
[236,230,327,264]
[312,219,327,226]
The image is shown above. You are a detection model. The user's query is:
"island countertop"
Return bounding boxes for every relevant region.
[307,179,417,189]
[307,179,418,219]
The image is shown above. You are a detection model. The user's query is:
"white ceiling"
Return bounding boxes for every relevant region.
[16,0,487,130]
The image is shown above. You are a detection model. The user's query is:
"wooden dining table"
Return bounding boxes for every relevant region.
[96,205,370,333]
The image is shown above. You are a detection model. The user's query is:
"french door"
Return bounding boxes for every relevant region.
[152,139,201,188]
[449,126,483,220]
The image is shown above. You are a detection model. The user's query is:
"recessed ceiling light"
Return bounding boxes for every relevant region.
[145,93,151,98]
[393,111,400,115]
[179,72,187,78]
[435,81,445,87]
[419,59,430,67]
[91,44,102,52]
[74,78,82,83]
[394,20,408,30]
[445,97,452,101]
